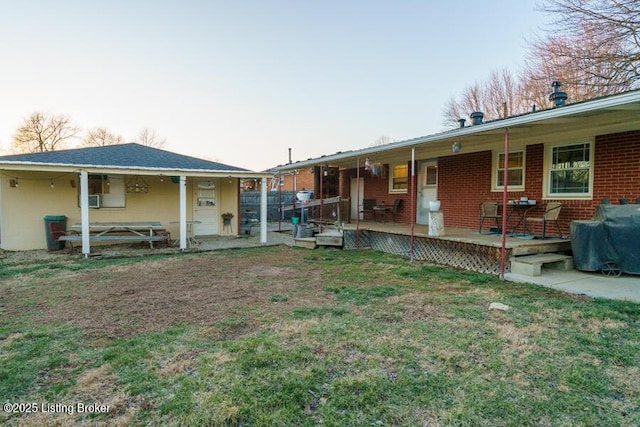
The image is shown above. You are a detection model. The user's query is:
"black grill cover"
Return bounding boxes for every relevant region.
[570,205,640,274]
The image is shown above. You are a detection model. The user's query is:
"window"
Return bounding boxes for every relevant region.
[495,151,524,190]
[82,174,125,207]
[548,143,592,196]
[389,163,408,193]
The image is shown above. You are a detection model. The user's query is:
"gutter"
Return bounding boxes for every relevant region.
[272,89,640,171]
[0,161,271,177]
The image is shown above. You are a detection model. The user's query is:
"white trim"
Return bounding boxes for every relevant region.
[492,150,525,191]
[388,163,409,194]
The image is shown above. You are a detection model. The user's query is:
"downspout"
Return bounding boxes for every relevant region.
[410,148,416,262]
[500,129,509,279]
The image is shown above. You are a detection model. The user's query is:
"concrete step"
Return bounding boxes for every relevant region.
[510,253,573,277]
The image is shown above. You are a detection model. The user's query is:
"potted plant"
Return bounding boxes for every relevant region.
[221,212,234,225]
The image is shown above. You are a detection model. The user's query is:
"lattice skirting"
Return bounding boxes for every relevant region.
[343,230,511,275]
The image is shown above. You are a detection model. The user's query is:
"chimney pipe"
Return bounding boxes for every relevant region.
[458,118,466,128]
[288,148,292,164]
[470,111,484,125]
[549,81,567,107]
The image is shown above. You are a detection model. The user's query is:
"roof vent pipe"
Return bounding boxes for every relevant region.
[458,118,466,128]
[549,81,567,107]
[470,111,484,125]
[288,148,292,164]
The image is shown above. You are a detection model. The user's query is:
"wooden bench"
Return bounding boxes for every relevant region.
[59,235,168,243]
[510,253,573,277]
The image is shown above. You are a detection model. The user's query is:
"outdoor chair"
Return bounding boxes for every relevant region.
[523,202,562,239]
[360,199,376,220]
[153,229,173,248]
[48,221,77,251]
[478,202,502,234]
[385,199,402,222]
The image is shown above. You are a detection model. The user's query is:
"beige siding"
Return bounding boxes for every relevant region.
[0,172,240,250]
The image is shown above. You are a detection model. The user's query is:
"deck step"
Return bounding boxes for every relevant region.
[315,230,343,247]
[294,237,317,249]
[510,253,573,276]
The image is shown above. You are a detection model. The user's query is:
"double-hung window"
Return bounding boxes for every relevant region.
[495,151,524,190]
[548,142,592,197]
[389,163,408,193]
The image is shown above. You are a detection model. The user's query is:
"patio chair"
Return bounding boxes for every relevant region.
[48,221,77,251]
[385,199,402,222]
[479,202,502,234]
[523,202,562,239]
[360,199,376,220]
[153,229,173,247]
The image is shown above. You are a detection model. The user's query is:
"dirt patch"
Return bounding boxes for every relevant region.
[5,247,326,339]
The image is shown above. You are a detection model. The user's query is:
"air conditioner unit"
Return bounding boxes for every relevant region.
[88,194,101,208]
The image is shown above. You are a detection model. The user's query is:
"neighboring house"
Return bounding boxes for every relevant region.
[272,88,640,237]
[0,143,271,253]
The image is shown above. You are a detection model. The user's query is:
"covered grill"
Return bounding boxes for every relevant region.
[570,205,640,276]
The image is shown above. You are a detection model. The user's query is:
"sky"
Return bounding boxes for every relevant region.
[0,1,551,171]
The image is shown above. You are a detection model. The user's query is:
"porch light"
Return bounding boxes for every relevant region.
[50,179,54,188]
[452,142,462,153]
[126,176,149,193]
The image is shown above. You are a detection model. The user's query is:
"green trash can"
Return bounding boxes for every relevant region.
[44,215,67,251]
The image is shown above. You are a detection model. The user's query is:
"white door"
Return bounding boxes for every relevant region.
[193,180,219,236]
[416,160,438,225]
[350,177,364,221]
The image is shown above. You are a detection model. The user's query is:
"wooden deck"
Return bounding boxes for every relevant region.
[341,222,571,275]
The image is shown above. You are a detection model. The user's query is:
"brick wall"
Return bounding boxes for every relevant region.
[277,169,315,192]
[438,130,640,236]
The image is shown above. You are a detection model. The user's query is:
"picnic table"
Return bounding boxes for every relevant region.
[63,221,168,248]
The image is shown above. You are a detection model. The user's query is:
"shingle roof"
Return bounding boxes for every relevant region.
[0,143,249,172]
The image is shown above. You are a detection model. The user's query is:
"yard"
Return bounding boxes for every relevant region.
[0,246,638,426]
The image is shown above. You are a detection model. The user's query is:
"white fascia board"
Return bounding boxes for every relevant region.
[0,161,270,177]
[272,89,640,171]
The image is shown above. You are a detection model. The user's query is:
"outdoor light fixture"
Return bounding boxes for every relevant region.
[50,179,54,188]
[126,176,149,193]
[452,142,462,153]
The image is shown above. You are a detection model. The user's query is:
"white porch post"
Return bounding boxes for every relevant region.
[79,170,90,257]
[260,177,268,243]
[179,175,187,250]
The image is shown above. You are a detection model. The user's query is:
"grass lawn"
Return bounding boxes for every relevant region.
[0,246,638,426]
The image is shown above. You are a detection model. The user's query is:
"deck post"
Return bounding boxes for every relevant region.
[500,129,510,279]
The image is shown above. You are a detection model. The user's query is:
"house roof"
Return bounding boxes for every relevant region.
[270,89,640,171]
[0,143,265,176]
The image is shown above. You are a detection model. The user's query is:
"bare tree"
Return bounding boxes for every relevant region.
[82,127,124,147]
[442,69,526,127]
[529,0,640,91]
[11,112,80,153]
[370,135,395,147]
[137,127,167,148]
